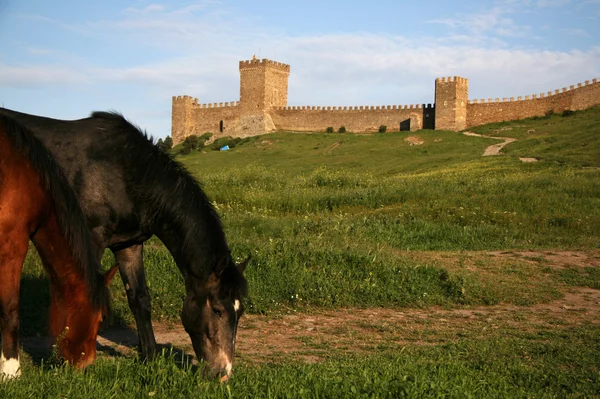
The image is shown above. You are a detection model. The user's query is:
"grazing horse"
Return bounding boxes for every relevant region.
[0,115,117,379]
[0,108,248,380]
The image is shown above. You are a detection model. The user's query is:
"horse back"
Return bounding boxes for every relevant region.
[0,108,147,250]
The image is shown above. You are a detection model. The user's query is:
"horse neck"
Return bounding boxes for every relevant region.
[153,218,229,280]
[32,209,95,303]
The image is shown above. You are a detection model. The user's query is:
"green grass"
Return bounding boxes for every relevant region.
[3,326,599,398]
[11,106,600,396]
[468,106,600,167]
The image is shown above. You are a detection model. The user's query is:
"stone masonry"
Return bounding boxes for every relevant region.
[172,56,600,144]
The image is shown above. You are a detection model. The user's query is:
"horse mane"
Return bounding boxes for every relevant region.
[90,111,231,280]
[0,114,106,308]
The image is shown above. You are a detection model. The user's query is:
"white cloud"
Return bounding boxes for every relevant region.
[537,0,571,7]
[562,28,591,36]
[0,63,89,87]
[427,7,531,38]
[2,1,599,137]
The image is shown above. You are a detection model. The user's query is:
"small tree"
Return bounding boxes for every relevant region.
[179,142,192,155]
[157,136,174,152]
[197,132,213,149]
[326,127,334,133]
[378,125,387,133]
[561,110,575,117]
[338,126,346,133]
[184,135,199,150]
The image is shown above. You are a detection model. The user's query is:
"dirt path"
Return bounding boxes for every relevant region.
[19,250,600,365]
[96,286,599,365]
[463,131,517,156]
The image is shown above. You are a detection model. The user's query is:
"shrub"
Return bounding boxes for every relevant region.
[179,143,191,155]
[210,136,243,151]
[561,110,575,117]
[338,126,347,133]
[156,136,173,152]
[197,132,213,149]
[326,127,334,133]
[379,125,387,133]
[184,135,200,150]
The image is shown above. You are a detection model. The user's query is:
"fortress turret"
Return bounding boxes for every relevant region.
[171,95,198,144]
[434,76,468,131]
[239,55,290,112]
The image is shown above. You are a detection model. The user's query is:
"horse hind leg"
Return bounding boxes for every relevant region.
[0,234,29,380]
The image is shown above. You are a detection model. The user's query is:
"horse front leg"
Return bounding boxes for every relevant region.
[0,237,28,380]
[113,244,157,360]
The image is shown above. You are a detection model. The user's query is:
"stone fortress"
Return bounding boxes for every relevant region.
[172,55,600,145]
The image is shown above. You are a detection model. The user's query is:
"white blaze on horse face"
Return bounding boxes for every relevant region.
[233,299,240,312]
[0,353,21,379]
[217,349,233,377]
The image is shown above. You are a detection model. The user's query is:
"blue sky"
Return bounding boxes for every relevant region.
[1,0,599,138]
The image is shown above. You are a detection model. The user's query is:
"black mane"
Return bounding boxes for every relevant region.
[1,114,105,307]
[90,111,231,279]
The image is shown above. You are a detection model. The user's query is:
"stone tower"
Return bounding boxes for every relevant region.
[239,55,290,111]
[234,56,291,136]
[434,76,468,131]
[171,95,196,145]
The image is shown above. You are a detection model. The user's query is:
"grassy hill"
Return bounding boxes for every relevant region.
[9,106,600,398]
[140,105,600,314]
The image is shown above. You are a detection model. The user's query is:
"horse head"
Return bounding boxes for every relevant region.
[49,265,118,368]
[181,256,249,381]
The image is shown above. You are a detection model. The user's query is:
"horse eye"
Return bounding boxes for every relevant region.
[212,308,223,317]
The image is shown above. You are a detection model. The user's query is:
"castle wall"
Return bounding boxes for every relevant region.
[173,57,600,142]
[270,104,434,132]
[172,96,241,144]
[190,102,240,137]
[466,78,600,128]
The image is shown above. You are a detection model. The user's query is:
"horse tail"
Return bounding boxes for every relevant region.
[0,114,107,309]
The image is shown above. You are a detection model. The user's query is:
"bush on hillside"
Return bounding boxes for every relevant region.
[379,125,387,133]
[210,136,243,151]
[561,110,575,117]
[197,132,213,149]
[338,126,347,133]
[157,136,174,152]
[326,127,334,133]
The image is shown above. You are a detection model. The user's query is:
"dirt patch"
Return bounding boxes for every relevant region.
[463,131,516,156]
[324,142,341,155]
[84,286,600,365]
[404,136,424,146]
[487,250,600,269]
[519,157,539,162]
[18,250,600,366]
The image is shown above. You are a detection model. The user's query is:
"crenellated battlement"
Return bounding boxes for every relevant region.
[239,57,290,73]
[274,103,434,111]
[435,76,468,85]
[468,78,599,104]
[173,95,240,109]
[172,95,197,104]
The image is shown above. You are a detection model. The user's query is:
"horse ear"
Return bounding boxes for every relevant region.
[237,256,251,274]
[104,264,120,286]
